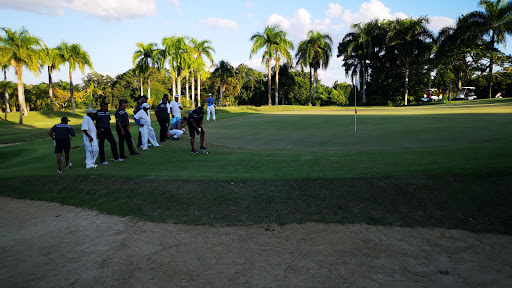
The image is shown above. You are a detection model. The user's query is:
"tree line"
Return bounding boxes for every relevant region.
[1,0,511,124]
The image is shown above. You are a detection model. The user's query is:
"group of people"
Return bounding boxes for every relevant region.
[49,93,213,173]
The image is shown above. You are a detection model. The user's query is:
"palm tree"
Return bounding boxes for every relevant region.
[132,42,158,100]
[459,0,512,98]
[212,60,235,107]
[161,36,177,95]
[386,18,433,105]
[57,42,93,114]
[190,38,215,106]
[0,27,42,124]
[250,25,287,105]
[295,31,332,104]
[1,63,11,113]
[41,44,64,111]
[272,33,294,105]
[338,20,381,103]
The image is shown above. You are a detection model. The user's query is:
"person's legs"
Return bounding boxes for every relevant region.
[207,106,211,121]
[138,131,142,147]
[157,118,167,142]
[56,153,62,171]
[98,132,106,163]
[116,127,126,157]
[140,126,149,150]
[64,150,70,167]
[212,106,216,121]
[123,128,136,154]
[170,129,183,139]
[147,126,160,147]
[200,130,206,149]
[105,130,119,160]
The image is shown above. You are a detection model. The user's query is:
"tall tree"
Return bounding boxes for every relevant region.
[459,0,512,98]
[1,63,11,113]
[272,32,294,105]
[212,60,234,107]
[250,25,287,105]
[161,36,177,95]
[41,44,64,111]
[0,27,42,124]
[190,38,215,106]
[57,42,93,114]
[132,42,158,100]
[295,30,332,104]
[386,17,433,105]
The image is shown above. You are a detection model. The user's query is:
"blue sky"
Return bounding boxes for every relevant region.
[1,0,509,87]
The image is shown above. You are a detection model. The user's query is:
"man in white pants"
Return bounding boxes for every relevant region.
[169,116,188,140]
[206,93,216,121]
[81,108,99,169]
[133,103,160,150]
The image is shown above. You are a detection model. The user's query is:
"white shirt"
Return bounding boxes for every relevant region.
[81,115,97,142]
[170,100,182,118]
[134,109,151,126]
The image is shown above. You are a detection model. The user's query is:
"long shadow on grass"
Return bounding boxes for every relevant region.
[3,174,511,234]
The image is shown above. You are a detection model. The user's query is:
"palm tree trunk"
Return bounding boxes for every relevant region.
[267,62,272,106]
[177,75,181,97]
[488,52,494,99]
[48,66,54,111]
[313,69,318,104]
[219,83,223,107]
[191,72,195,107]
[197,74,201,106]
[69,68,76,114]
[186,72,189,101]
[147,76,151,100]
[275,63,279,106]
[172,71,176,96]
[16,66,26,124]
[309,66,312,105]
[140,76,144,96]
[362,65,367,103]
[3,69,10,113]
[404,63,409,106]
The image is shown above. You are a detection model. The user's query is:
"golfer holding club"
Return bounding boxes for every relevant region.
[187,106,207,154]
[49,117,76,173]
[133,103,160,150]
[81,108,99,169]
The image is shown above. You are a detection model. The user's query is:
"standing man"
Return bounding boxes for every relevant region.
[155,96,170,143]
[170,94,183,126]
[206,93,216,121]
[49,117,76,173]
[115,99,139,158]
[82,108,99,169]
[134,103,160,150]
[187,106,207,154]
[96,101,122,165]
[133,96,148,147]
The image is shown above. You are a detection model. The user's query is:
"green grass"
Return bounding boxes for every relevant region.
[1,98,511,233]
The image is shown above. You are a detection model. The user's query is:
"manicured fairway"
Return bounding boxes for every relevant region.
[1,99,511,233]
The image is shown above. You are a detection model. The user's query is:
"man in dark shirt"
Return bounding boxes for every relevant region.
[115,99,139,158]
[96,101,122,165]
[133,96,148,147]
[187,106,207,154]
[155,95,170,143]
[49,117,76,173]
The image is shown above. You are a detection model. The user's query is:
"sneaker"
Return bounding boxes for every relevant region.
[121,155,129,159]
[65,163,72,169]
[191,149,198,154]
[86,164,98,169]
[200,146,208,150]
[113,158,124,162]
[102,161,109,165]
[57,169,62,174]
[142,147,149,151]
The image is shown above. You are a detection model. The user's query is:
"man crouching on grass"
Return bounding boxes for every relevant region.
[187,106,207,154]
[49,117,76,173]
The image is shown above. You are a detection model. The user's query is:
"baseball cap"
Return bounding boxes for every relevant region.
[61,117,70,122]
[208,93,212,96]
[119,99,128,104]
[142,103,150,108]
[174,94,179,98]
[100,101,109,106]
[86,108,95,114]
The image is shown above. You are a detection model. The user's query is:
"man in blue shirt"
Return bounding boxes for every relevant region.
[49,117,76,173]
[206,93,216,121]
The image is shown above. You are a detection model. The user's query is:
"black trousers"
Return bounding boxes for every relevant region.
[116,126,136,156]
[157,117,169,142]
[98,129,119,162]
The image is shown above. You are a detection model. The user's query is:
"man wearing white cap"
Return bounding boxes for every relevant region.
[133,103,160,150]
[170,94,183,124]
[206,93,216,121]
[81,108,98,169]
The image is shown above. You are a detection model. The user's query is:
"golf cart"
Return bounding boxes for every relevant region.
[420,88,442,102]
[455,87,478,100]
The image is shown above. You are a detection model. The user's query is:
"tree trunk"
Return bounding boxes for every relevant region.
[172,71,176,96]
[186,72,189,101]
[219,83,223,107]
[404,63,409,106]
[177,74,181,98]
[313,69,318,104]
[69,68,76,114]
[148,76,151,100]
[197,74,201,106]
[48,66,54,111]
[275,63,279,106]
[140,76,143,96]
[488,52,493,99]
[267,61,272,106]
[449,82,452,101]
[3,69,10,113]
[191,72,195,107]
[309,66,312,105]
[16,65,27,124]
[362,66,367,103]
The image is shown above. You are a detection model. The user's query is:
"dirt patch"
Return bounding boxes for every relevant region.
[1,197,511,287]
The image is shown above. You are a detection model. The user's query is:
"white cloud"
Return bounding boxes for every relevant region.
[427,16,456,31]
[199,18,238,30]
[338,0,407,28]
[0,0,157,19]
[326,3,342,18]
[246,2,255,9]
